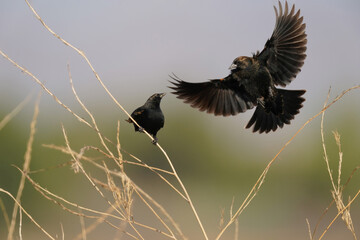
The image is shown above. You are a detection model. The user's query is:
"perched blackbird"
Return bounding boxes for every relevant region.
[126,93,165,144]
[170,1,307,133]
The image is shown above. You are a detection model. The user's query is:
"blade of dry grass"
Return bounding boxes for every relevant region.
[1,25,200,239]
[216,85,360,240]
[60,223,65,240]
[22,1,208,237]
[0,197,10,231]
[18,205,23,240]
[62,127,148,240]
[7,93,41,240]
[78,208,87,240]
[73,206,115,240]
[0,188,55,239]
[0,94,31,131]
[132,185,176,239]
[320,94,357,239]
[16,166,144,239]
[318,189,360,240]
[320,89,337,192]
[116,120,125,174]
[306,218,312,240]
[311,166,360,238]
[30,144,187,238]
[68,64,186,237]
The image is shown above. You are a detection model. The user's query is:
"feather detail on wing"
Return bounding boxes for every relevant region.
[256,1,307,87]
[169,74,255,116]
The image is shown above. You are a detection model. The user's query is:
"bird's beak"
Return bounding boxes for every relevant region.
[229,63,237,70]
[160,93,166,98]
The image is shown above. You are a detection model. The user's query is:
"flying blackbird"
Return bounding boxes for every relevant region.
[126,93,165,144]
[169,1,307,133]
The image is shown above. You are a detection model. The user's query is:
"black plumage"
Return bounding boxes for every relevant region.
[169,1,307,133]
[126,93,165,144]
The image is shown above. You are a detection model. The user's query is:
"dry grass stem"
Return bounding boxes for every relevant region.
[78,208,87,240]
[0,94,31,131]
[219,208,225,230]
[0,197,10,231]
[18,168,142,239]
[216,85,360,239]
[23,0,147,141]
[73,206,115,240]
[117,120,125,173]
[33,143,185,238]
[67,65,118,168]
[61,129,126,220]
[0,49,93,130]
[7,93,40,240]
[318,189,360,240]
[306,218,312,240]
[131,187,176,239]
[18,204,23,240]
[44,142,185,202]
[60,223,65,240]
[62,128,176,239]
[2,0,357,238]
[23,1,208,237]
[42,143,174,175]
[234,219,239,240]
[0,188,55,239]
[320,93,357,239]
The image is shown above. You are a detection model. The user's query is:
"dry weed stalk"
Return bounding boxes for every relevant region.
[313,95,358,240]
[216,85,360,239]
[25,0,207,237]
[7,93,41,240]
[0,198,10,231]
[78,208,87,240]
[1,0,359,239]
[0,188,55,239]
[0,94,31,131]
[40,144,186,238]
[0,0,207,238]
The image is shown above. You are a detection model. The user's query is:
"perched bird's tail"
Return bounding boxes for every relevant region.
[245,89,305,133]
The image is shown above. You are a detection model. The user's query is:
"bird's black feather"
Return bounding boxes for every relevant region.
[127,93,165,144]
[170,1,307,133]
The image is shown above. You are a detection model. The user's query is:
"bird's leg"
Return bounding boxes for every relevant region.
[151,136,158,145]
[138,127,145,133]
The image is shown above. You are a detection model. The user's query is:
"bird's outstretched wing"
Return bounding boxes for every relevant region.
[256,1,307,87]
[169,74,255,116]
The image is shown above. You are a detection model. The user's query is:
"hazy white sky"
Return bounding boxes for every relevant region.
[1,0,359,116]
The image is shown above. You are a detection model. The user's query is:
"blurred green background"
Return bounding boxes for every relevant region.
[1,0,360,239]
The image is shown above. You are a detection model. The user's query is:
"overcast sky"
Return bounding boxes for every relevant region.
[1,0,359,120]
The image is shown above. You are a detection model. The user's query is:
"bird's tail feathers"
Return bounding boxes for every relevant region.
[245,89,305,133]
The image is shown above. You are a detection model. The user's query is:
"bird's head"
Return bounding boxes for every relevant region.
[229,56,253,72]
[145,93,166,107]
